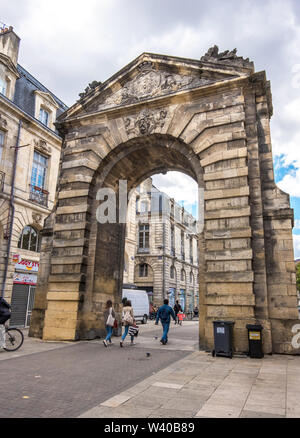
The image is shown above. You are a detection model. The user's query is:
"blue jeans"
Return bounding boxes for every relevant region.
[121,324,134,342]
[105,325,113,342]
[161,321,170,343]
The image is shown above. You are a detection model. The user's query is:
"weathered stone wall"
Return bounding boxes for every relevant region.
[30,52,299,354]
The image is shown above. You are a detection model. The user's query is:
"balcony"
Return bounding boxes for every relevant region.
[29,185,48,207]
[137,247,150,254]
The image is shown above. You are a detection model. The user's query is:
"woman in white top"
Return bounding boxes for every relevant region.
[120,299,135,347]
[103,300,115,347]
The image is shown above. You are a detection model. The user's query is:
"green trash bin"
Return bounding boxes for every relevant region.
[246,324,264,358]
[212,321,235,358]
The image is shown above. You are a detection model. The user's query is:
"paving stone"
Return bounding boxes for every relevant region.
[240,410,285,418]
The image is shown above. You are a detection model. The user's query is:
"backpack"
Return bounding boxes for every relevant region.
[0,297,11,324]
[122,309,133,326]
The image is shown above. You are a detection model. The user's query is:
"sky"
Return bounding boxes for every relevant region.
[1,0,300,258]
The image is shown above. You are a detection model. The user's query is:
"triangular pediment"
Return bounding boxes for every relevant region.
[34,90,60,109]
[60,50,254,121]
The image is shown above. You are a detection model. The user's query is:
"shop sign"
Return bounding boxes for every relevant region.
[13,272,37,285]
[13,255,39,272]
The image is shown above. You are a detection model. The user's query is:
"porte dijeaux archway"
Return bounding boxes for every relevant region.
[29,47,299,354]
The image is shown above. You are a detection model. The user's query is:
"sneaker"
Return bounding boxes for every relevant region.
[103,340,108,347]
[120,341,123,347]
[130,342,135,345]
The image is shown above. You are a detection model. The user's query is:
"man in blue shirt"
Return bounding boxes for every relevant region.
[155,298,176,345]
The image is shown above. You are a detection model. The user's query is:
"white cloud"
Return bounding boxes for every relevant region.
[277,171,300,197]
[152,171,198,215]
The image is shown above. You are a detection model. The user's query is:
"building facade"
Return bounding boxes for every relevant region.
[124,177,199,311]
[0,26,67,326]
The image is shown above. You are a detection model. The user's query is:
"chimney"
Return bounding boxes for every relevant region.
[0,25,20,66]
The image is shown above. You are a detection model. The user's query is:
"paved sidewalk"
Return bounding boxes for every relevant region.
[79,350,300,418]
[2,321,300,418]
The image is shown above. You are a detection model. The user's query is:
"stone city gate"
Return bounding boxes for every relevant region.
[29,48,300,354]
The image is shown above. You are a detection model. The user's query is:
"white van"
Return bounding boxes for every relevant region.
[122,289,149,324]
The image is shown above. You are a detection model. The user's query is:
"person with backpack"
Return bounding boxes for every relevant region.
[0,296,11,350]
[120,299,135,347]
[155,298,176,345]
[103,299,116,347]
[173,300,182,324]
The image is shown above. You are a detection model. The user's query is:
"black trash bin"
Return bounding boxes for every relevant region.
[246,324,264,358]
[212,321,235,358]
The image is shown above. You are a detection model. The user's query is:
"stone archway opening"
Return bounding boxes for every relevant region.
[80,134,206,342]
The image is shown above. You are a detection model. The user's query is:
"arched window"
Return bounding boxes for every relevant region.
[18,226,41,252]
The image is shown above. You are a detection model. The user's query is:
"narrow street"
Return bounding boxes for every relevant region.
[0,320,199,418]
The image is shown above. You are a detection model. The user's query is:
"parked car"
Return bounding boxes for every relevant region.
[122,288,149,324]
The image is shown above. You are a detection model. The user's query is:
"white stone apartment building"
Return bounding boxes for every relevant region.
[124,177,199,312]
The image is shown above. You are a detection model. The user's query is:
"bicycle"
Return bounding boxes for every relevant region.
[3,326,24,351]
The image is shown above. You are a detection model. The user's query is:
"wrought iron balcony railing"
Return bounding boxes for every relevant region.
[29,185,48,207]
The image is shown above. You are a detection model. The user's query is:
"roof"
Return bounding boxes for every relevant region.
[16,64,68,110]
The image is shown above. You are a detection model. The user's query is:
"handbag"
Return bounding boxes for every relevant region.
[106,308,115,327]
[128,324,139,337]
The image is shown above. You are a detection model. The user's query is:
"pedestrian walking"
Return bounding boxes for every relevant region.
[120,299,135,347]
[177,310,185,325]
[173,300,182,324]
[103,300,116,347]
[0,296,11,350]
[155,298,176,345]
[193,306,199,318]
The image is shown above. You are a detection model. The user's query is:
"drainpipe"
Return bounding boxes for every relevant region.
[1,120,22,298]
[162,218,166,300]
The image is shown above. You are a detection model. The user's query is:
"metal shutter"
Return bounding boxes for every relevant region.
[10,284,28,327]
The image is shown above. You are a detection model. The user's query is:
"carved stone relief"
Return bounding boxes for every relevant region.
[200,45,253,68]
[124,108,167,136]
[34,139,51,156]
[97,64,217,111]
[0,114,7,129]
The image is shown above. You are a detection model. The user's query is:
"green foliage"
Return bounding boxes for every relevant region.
[296,264,300,292]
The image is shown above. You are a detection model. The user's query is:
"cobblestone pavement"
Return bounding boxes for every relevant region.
[1,320,300,418]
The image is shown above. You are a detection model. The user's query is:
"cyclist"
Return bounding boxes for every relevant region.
[0,296,11,350]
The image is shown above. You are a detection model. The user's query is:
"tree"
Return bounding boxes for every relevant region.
[296,263,300,293]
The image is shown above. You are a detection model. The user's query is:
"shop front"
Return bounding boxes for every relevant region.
[10,255,39,327]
